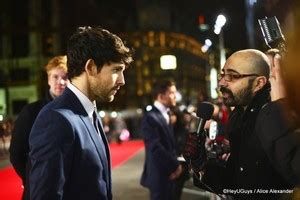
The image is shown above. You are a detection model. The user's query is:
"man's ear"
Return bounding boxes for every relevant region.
[85,59,97,76]
[156,93,164,102]
[253,76,267,93]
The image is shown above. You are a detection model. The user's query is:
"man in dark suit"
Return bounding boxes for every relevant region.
[28,26,133,200]
[9,55,68,200]
[140,79,183,200]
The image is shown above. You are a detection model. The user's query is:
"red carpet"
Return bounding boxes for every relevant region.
[0,140,144,200]
[109,140,144,169]
[0,167,23,200]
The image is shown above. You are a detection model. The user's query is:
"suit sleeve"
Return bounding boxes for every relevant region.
[141,114,179,175]
[256,100,300,185]
[29,110,75,200]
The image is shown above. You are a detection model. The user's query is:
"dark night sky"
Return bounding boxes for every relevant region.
[5,0,292,56]
[194,0,248,53]
[60,0,249,54]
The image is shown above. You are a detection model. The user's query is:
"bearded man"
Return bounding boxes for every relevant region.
[184,49,294,200]
[28,26,133,200]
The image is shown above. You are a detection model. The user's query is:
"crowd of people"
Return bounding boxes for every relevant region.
[0,118,13,156]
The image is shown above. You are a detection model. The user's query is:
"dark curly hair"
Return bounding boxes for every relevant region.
[67,26,133,80]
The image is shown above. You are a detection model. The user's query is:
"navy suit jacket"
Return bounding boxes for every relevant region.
[29,88,112,200]
[140,106,179,190]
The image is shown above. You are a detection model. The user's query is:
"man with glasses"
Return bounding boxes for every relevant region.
[184,49,293,199]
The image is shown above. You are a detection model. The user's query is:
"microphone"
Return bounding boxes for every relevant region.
[182,101,215,172]
[196,102,215,137]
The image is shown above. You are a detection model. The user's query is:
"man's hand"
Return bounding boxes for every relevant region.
[183,132,207,172]
[169,164,183,180]
[269,54,286,101]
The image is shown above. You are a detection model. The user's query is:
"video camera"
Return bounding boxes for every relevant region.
[258,16,286,53]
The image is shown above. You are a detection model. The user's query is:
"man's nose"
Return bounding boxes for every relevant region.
[118,73,125,86]
[57,77,67,85]
[218,77,227,87]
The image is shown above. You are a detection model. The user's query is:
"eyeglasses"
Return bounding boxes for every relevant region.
[217,73,259,82]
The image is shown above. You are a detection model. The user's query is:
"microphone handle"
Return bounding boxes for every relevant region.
[196,118,206,137]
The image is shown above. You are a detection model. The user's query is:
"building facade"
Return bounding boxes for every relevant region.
[0,0,211,118]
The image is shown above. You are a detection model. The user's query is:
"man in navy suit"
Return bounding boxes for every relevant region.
[140,79,183,200]
[29,26,133,200]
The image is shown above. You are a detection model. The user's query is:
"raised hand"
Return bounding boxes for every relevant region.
[269,54,287,101]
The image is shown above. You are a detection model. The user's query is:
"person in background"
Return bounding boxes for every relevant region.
[3,117,14,137]
[282,9,300,197]
[256,9,300,197]
[9,55,68,200]
[256,49,300,199]
[0,122,6,156]
[102,115,112,143]
[29,26,133,200]
[140,79,183,200]
[170,108,191,200]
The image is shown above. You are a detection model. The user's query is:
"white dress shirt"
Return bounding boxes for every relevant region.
[154,101,170,124]
[67,83,97,124]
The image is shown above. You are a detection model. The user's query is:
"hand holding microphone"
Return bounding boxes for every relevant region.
[183,131,207,172]
[183,102,214,172]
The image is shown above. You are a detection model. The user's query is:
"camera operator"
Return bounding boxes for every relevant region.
[184,49,295,199]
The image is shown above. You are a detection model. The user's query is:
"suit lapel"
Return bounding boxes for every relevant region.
[64,88,110,167]
[80,116,111,188]
[153,107,169,128]
[153,107,172,132]
[153,108,175,147]
[62,88,111,191]
[96,113,111,188]
[95,112,111,165]
[95,112,112,188]
[81,116,108,163]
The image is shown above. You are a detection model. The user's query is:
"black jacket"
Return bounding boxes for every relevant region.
[195,86,294,199]
[256,99,300,186]
[9,91,53,200]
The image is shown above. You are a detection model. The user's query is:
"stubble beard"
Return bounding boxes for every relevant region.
[95,91,115,103]
[221,85,254,107]
[89,78,116,103]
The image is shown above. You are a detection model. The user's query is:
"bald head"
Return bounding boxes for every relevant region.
[220,49,270,107]
[227,49,270,78]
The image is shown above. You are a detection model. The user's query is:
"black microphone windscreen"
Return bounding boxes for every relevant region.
[197,102,214,120]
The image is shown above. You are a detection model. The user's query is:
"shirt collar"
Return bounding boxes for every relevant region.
[154,101,170,124]
[67,83,97,119]
[154,101,170,114]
